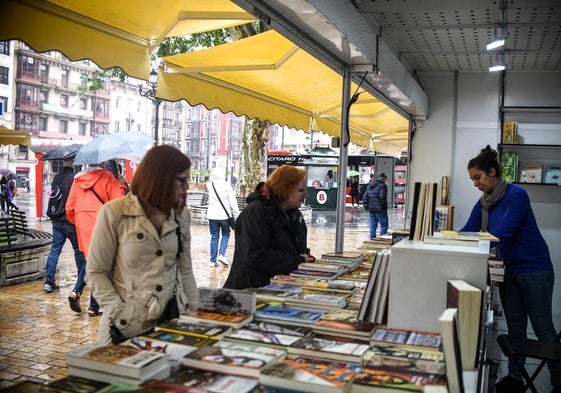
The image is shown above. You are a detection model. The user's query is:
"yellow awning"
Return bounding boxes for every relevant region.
[158,30,409,151]
[0,126,32,146]
[0,0,255,80]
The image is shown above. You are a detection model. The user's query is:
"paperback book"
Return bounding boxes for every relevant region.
[243,321,313,337]
[369,342,445,362]
[269,274,310,287]
[352,367,446,392]
[298,262,349,274]
[182,340,286,378]
[223,327,303,349]
[253,304,324,327]
[439,308,464,393]
[301,279,357,294]
[155,319,233,339]
[320,251,364,264]
[157,366,260,393]
[180,309,253,329]
[362,350,446,375]
[289,269,340,279]
[370,326,442,349]
[66,343,168,380]
[313,308,375,341]
[259,357,362,393]
[197,287,257,314]
[69,362,171,386]
[287,336,370,364]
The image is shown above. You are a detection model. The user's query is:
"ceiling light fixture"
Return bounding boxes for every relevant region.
[489,64,506,72]
[486,37,505,51]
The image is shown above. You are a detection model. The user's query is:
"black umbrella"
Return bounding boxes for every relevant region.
[41,144,83,161]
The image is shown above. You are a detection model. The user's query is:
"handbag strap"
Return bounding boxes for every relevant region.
[211,182,232,219]
[90,187,105,205]
[173,218,182,295]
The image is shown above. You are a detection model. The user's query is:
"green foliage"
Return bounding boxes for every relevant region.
[239,119,269,196]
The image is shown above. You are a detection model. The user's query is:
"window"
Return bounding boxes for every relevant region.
[0,66,8,85]
[114,120,120,131]
[212,109,219,119]
[38,117,47,131]
[79,97,87,110]
[78,122,86,135]
[40,90,48,105]
[59,120,68,134]
[60,94,69,108]
[0,96,7,115]
[61,69,69,88]
[0,41,9,55]
[115,96,120,109]
[40,63,49,83]
[80,73,88,89]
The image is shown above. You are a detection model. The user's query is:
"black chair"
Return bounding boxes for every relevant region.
[497,331,561,393]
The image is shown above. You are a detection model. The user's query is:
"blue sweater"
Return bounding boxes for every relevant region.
[461,183,552,274]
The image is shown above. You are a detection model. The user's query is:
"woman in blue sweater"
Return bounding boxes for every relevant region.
[461,145,559,393]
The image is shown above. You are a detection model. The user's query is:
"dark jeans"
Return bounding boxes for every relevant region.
[368,211,388,239]
[500,269,561,386]
[209,219,230,262]
[45,220,85,284]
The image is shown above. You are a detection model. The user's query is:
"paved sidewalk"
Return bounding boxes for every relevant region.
[0,193,406,388]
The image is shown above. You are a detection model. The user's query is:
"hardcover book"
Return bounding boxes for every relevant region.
[160,366,260,393]
[156,319,233,339]
[447,279,483,371]
[287,336,370,364]
[66,343,168,380]
[182,340,286,378]
[352,367,447,392]
[500,151,519,183]
[501,121,518,143]
[519,160,543,183]
[439,308,464,393]
[544,165,561,184]
[259,358,362,393]
[253,305,324,326]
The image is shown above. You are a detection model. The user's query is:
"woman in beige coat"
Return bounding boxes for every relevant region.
[86,145,199,344]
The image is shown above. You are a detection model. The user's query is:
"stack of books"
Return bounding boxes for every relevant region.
[370,326,442,350]
[358,236,392,251]
[312,308,375,342]
[66,343,171,385]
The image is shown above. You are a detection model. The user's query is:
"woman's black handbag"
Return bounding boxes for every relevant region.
[228,215,236,230]
[158,295,179,323]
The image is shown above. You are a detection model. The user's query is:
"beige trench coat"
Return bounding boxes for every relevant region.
[86,193,199,344]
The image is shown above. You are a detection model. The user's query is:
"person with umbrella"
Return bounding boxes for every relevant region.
[43,155,86,295]
[0,175,18,214]
[66,161,127,316]
[349,176,360,207]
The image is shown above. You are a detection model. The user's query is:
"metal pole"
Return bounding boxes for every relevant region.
[154,100,160,146]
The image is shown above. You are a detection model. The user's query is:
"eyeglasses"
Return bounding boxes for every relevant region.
[175,176,189,187]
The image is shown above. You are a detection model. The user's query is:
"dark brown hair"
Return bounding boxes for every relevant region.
[130,145,191,212]
[467,145,502,178]
[266,165,307,201]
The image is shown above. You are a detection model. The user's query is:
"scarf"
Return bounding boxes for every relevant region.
[479,177,508,232]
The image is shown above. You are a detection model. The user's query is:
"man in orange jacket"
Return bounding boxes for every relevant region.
[66,163,126,316]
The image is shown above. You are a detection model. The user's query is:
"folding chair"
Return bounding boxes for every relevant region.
[497,331,561,393]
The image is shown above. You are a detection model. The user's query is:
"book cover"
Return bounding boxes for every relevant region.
[254,305,324,326]
[439,308,464,393]
[544,165,561,184]
[242,321,313,337]
[357,253,383,322]
[433,205,454,232]
[180,309,253,328]
[337,266,371,282]
[369,342,445,362]
[259,358,362,393]
[287,336,370,364]
[302,279,357,294]
[1,381,75,393]
[298,262,349,273]
[352,367,446,392]
[49,375,111,393]
[156,319,233,339]
[362,350,446,375]
[182,340,286,378]
[141,329,217,349]
[500,151,519,182]
[501,121,518,144]
[289,269,340,279]
[370,326,442,349]
[446,280,483,371]
[66,343,167,379]
[223,327,303,348]
[313,308,375,339]
[197,287,256,314]
[269,274,310,286]
[162,366,259,393]
[519,161,543,183]
[320,251,364,263]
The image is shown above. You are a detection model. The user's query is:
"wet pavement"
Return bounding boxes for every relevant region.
[0,193,406,388]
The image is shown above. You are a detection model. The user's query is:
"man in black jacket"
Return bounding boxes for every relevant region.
[43,156,87,297]
[363,172,389,239]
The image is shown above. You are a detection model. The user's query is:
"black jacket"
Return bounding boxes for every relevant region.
[223,196,309,290]
[50,167,76,221]
[363,179,388,213]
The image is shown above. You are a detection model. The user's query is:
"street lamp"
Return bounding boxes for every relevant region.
[138,69,161,145]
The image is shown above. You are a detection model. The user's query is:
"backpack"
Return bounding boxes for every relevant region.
[46,185,66,219]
